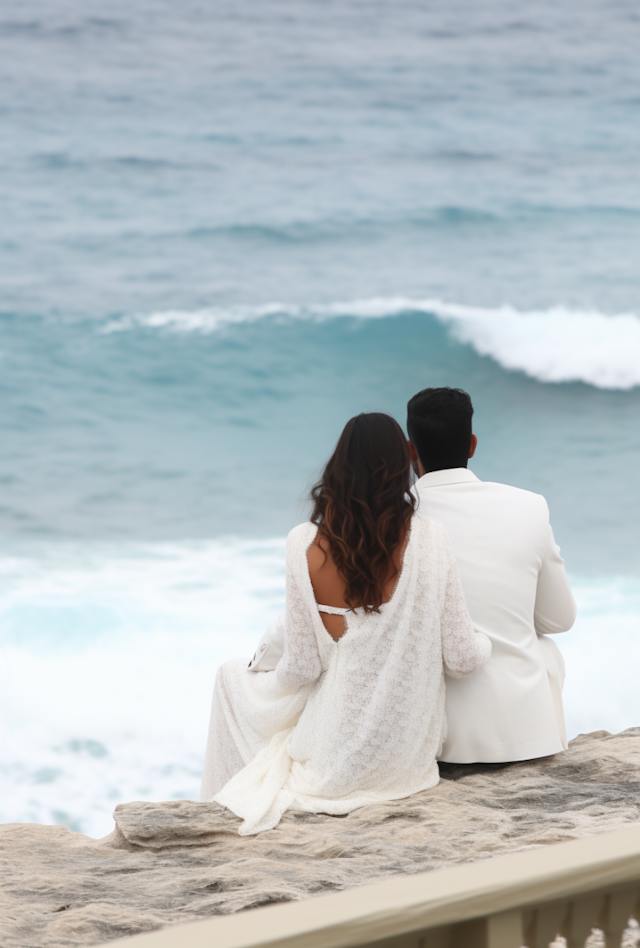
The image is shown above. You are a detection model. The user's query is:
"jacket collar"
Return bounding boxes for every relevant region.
[415,468,480,490]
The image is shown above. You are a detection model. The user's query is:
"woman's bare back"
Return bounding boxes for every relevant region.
[307,530,408,641]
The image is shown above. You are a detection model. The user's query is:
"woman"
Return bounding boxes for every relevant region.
[200,413,491,835]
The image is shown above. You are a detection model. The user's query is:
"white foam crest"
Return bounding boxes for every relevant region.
[562,576,640,739]
[430,301,640,391]
[101,297,640,390]
[101,303,289,335]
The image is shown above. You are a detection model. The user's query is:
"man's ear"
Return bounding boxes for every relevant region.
[469,434,478,459]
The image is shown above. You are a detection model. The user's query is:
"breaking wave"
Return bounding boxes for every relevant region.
[102,298,640,391]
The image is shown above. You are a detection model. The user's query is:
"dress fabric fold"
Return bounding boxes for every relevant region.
[200,515,491,835]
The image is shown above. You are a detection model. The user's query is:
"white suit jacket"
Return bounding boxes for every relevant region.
[414,468,576,763]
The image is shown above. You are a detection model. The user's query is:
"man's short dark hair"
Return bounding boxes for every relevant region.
[406,387,474,473]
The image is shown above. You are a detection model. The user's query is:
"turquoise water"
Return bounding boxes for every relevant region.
[1,0,640,836]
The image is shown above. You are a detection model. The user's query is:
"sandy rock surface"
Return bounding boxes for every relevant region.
[2,729,640,948]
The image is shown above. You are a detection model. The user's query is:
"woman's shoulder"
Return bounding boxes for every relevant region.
[286,521,318,551]
[410,513,455,555]
[408,517,457,595]
[411,512,448,538]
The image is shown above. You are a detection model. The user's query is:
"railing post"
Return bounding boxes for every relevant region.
[531,900,570,948]
[563,895,605,948]
[487,909,525,948]
[449,910,524,948]
[601,887,640,947]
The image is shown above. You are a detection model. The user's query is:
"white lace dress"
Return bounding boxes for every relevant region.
[200,515,491,835]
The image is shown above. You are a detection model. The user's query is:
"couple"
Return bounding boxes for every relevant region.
[200,387,576,836]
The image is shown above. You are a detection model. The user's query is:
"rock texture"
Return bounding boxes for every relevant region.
[1,729,640,948]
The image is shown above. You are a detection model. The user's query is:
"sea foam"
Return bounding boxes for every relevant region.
[102,298,640,391]
[0,538,286,838]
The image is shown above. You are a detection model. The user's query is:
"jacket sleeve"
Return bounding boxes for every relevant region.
[273,528,323,693]
[439,528,492,679]
[534,504,577,635]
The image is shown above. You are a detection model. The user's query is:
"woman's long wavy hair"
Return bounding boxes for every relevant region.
[310,413,415,613]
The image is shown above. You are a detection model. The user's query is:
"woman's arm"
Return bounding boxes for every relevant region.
[273,528,323,693]
[248,611,286,671]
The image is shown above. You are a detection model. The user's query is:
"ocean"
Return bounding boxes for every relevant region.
[1,0,639,838]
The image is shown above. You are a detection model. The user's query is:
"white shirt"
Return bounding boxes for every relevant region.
[414,468,576,763]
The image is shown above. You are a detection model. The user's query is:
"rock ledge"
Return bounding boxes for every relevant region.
[1,730,639,948]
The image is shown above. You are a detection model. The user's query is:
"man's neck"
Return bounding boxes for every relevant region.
[417,462,468,478]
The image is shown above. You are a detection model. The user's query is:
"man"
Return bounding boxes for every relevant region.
[407,386,576,764]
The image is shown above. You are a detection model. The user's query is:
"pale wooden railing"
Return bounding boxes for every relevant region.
[109,823,640,948]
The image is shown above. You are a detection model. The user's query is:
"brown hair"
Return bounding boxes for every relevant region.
[310,413,415,613]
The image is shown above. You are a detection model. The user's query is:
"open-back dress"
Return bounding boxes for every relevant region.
[200,515,491,835]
